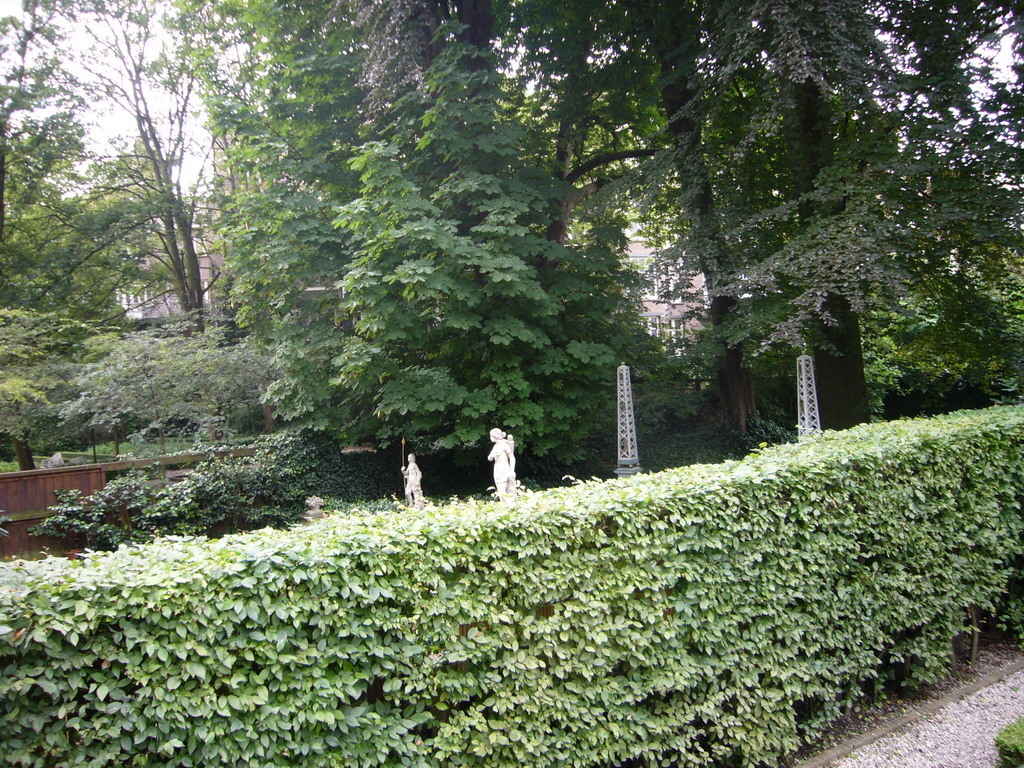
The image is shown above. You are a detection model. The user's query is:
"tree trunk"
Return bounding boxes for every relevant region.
[175,200,205,326]
[262,403,276,434]
[813,294,868,430]
[657,19,756,433]
[11,436,34,471]
[455,0,493,59]
[712,297,756,433]
[126,53,206,331]
[786,80,868,431]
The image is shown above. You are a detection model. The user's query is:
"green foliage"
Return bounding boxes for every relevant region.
[145,461,300,537]
[863,295,1024,416]
[32,462,302,551]
[633,0,1024,428]
[62,323,273,444]
[996,715,1024,768]
[187,3,651,460]
[253,430,398,503]
[0,309,99,462]
[3,406,1023,767]
[32,473,157,551]
[0,2,157,320]
[330,45,642,458]
[179,0,370,433]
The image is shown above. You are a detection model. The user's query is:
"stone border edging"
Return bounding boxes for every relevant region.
[795,657,1024,768]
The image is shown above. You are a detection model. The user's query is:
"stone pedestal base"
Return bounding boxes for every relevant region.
[615,465,642,476]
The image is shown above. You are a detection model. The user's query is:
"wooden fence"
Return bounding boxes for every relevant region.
[0,449,256,559]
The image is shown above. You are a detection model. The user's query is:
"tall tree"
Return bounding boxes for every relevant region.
[75,0,214,325]
[649,0,1024,429]
[0,309,96,469]
[0,1,188,325]
[186,0,651,458]
[180,0,369,430]
[184,0,1024,445]
[501,0,663,246]
[635,0,759,432]
[0,0,146,464]
[0,0,83,310]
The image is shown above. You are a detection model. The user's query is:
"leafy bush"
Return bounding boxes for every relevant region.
[996,715,1024,768]
[148,457,302,536]
[2,406,1024,767]
[62,323,273,447]
[30,430,402,550]
[32,473,159,550]
[34,464,303,549]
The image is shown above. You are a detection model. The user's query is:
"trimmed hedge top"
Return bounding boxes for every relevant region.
[2,406,1024,767]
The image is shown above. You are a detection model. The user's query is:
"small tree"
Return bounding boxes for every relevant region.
[63,323,274,448]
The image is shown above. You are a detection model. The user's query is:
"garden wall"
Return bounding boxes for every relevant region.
[2,407,1023,767]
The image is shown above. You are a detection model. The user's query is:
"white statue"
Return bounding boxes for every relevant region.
[40,452,64,469]
[487,428,517,503]
[402,453,424,509]
[301,496,325,525]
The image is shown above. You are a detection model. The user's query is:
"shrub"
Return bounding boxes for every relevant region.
[30,430,401,550]
[143,459,302,536]
[2,406,1024,767]
[996,715,1024,768]
[32,464,302,550]
[32,473,159,550]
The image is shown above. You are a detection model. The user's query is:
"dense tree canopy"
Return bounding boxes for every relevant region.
[177,0,1024,451]
[185,0,655,458]
[630,0,1024,428]
[1,0,1022,465]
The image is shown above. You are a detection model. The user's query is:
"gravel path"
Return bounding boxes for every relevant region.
[831,668,1024,768]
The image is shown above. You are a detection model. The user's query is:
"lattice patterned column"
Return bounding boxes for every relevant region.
[796,354,822,438]
[616,364,642,476]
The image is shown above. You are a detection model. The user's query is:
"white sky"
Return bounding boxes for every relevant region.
[1,0,211,190]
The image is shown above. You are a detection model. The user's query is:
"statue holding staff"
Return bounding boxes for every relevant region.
[487,428,517,503]
[402,452,424,509]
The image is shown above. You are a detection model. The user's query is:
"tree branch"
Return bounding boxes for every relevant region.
[563,148,660,185]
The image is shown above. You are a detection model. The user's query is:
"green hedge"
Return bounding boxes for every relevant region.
[2,407,1024,767]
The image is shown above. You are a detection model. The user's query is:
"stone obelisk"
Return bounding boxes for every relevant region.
[616,364,641,475]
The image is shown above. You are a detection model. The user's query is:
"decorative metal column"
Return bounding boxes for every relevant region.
[796,354,822,438]
[616,364,642,475]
